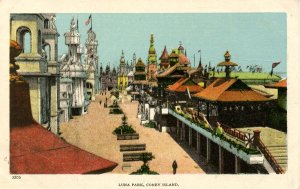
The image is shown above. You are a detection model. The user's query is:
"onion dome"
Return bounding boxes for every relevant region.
[178,42,184,54]
[120,50,125,64]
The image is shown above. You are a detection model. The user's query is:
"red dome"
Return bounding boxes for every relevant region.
[179,54,189,65]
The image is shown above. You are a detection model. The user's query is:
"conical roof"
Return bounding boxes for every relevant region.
[217,51,238,67]
[160,46,169,60]
[136,58,145,67]
[178,53,190,65]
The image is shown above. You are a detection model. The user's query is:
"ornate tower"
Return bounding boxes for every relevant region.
[118,50,128,92]
[217,51,238,78]
[132,53,137,72]
[147,33,157,79]
[119,50,126,73]
[178,41,184,55]
[60,17,87,116]
[159,46,169,70]
[84,28,99,101]
[169,49,179,67]
[134,58,146,81]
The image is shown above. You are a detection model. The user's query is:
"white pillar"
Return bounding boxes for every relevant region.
[206,138,211,163]
[235,155,240,174]
[219,145,224,174]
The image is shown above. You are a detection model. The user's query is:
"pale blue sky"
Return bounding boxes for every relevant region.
[55,13,286,72]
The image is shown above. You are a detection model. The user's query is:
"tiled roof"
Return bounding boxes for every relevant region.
[193,78,272,102]
[167,78,188,90]
[10,123,117,174]
[10,82,117,174]
[167,77,203,93]
[265,79,287,89]
[156,64,179,78]
[216,90,272,102]
[135,58,145,67]
[217,61,238,67]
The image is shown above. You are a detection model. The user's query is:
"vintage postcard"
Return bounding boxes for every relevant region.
[1,0,300,189]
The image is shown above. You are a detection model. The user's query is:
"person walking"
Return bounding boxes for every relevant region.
[172,160,178,174]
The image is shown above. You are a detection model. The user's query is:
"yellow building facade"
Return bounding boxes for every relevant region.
[10,14,60,134]
[117,50,129,92]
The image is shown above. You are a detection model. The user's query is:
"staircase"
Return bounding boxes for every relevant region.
[267,145,287,172]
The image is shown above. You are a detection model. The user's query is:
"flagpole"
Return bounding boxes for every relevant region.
[91,14,93,30]
[193,54,195,67]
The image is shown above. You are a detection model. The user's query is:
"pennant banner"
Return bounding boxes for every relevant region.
[272,61,280,68]
[85,14,92,26]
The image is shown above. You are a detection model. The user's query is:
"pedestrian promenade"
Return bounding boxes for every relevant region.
[60,92,216,174]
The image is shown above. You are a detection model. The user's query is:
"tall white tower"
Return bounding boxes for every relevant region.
[60,17,87,116]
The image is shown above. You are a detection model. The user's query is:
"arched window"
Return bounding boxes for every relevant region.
[23,32,31,53]
[44,44,51,61]
[16,26,31,53]
[44,19,49,29]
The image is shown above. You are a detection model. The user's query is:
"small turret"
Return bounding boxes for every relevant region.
[217,51,238,79]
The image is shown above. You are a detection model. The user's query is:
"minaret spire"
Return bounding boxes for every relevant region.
[77,17,79,31]
[198,50,202,69]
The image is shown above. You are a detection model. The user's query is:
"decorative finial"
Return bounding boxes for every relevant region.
[224,51,231,62]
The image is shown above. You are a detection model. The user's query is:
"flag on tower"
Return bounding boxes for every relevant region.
[85,14,92,25]
[270,61,280,76]
[272,61,281,68]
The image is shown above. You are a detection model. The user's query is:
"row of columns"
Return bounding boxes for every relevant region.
[176,119,241,174]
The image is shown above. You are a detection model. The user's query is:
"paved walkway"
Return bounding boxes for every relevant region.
[60,92,214,174]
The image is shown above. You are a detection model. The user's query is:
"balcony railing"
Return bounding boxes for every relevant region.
[221,123,285,174]
[221,123,246,143]
[168,108,263,165]
[257,139,285,174]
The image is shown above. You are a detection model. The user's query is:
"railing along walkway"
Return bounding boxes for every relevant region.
[221,123,285,174]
